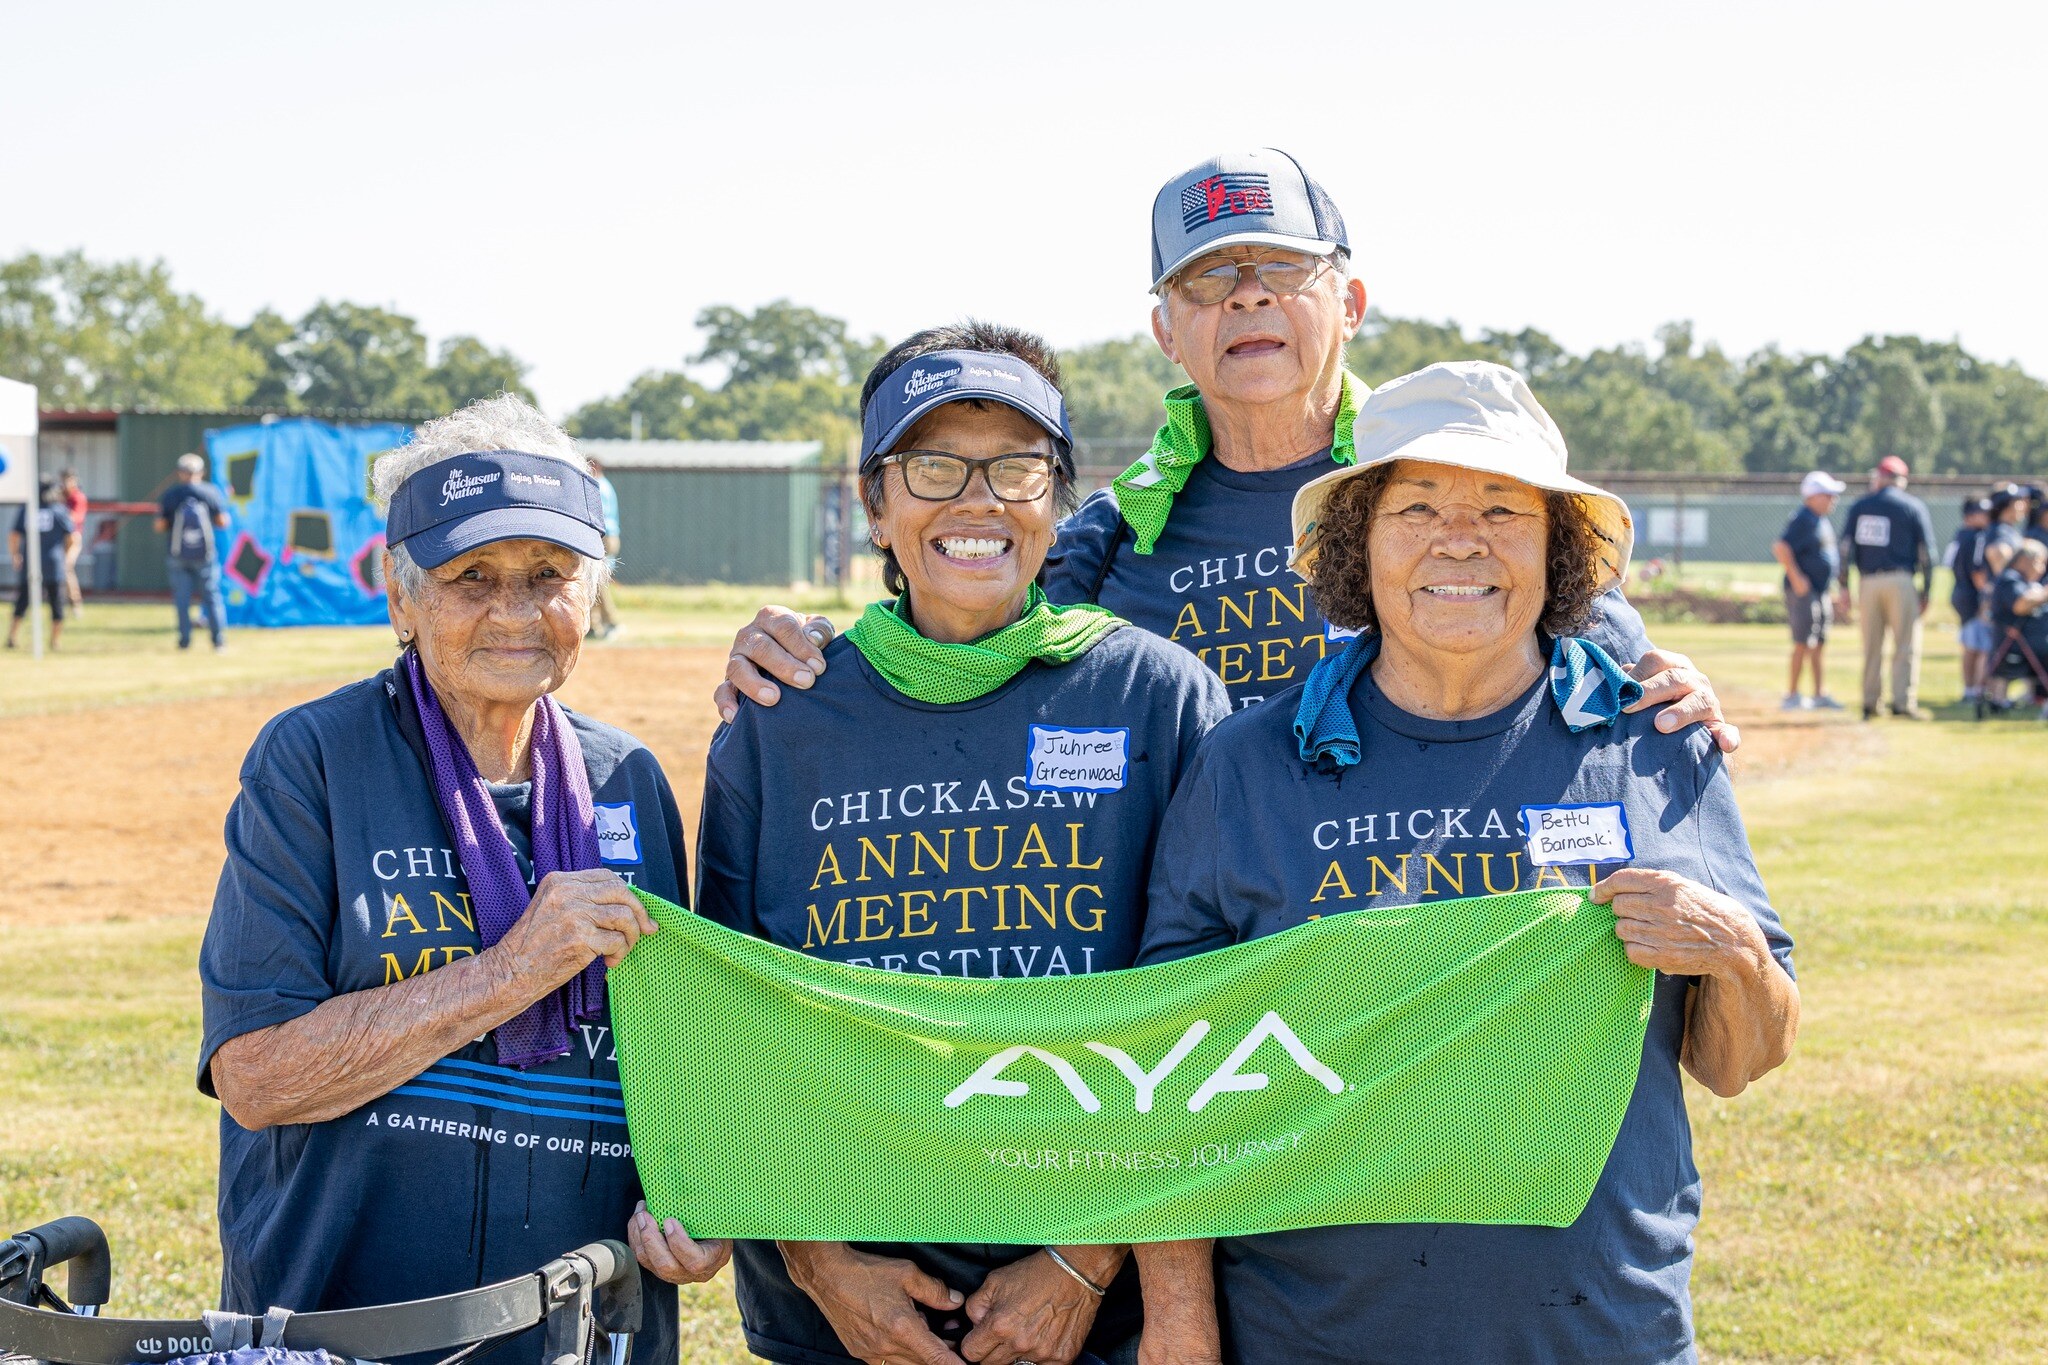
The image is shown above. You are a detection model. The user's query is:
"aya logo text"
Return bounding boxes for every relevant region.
[943,1011,1344,1114]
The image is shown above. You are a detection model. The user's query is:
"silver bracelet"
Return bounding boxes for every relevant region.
[1043,1247,1108,1297]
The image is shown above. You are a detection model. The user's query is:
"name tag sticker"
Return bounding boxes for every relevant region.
[1324,620,1361,643]
[593,802,643,865]
[1027,725,1130,792]
[1521,803,1634,867]
[1855,515,1892,547]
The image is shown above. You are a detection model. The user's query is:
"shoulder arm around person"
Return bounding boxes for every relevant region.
[1041,488,1125,607]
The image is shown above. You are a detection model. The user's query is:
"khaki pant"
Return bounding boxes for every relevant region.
[590,534,622,634]
[1859,570,1922,711]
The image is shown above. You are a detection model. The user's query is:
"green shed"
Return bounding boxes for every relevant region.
[579,440,828,586]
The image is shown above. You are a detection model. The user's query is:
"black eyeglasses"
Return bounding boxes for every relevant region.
[886,451,1057,502]
[1169,251,1333,306]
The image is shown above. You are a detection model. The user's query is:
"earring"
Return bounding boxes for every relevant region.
[398,630,412,645]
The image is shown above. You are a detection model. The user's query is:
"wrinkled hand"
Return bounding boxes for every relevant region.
[627,1201,730,1284]
[960,1250,1111,1365]
[780,1241,967,1365]
[1624,647,1739,754]
[1591,867,1770,980]
[715,605,838,721]
[494,869,657,988]
[1137,1311,1222,1365]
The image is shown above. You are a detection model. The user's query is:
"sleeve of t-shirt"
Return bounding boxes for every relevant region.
[1135,741,1237,967]
[636,750,691,908]
[197,724,344,1096]
[1915,504,1937,571]
[1782,514,1814,559]
[693,715,766,937]
[1676,730,1796,982]
[1040,488,1124,607]
[1583,586,1653,661]
[1175,662,1231,777]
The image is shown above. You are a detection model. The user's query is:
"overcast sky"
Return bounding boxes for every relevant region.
[5,0,2044,416]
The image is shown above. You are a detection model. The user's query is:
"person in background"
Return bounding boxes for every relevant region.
[156,451,230,653]
[7,480,77,650]
[58,467,89,612]
[1770,470,1845,710]
[1947,497,1993,703]
[586,455,623,639]
[2025,486,2048,553]
[1838,455,1936,720]
[1985,539,2048,715]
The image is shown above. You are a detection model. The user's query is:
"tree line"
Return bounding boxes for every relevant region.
[4,250,2043,476]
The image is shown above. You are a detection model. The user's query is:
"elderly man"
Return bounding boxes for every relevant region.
[718,149,1734,743]
[1770,470,1846,709]
[1839,455,1937,719]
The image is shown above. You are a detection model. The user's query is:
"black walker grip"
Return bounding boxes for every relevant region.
[19,1218,112,1308]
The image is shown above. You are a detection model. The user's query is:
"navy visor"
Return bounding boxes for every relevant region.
[386,450,607,570]
[860,350,1074,473]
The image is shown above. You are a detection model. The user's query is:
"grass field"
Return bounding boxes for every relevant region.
[2,590,2043,1362]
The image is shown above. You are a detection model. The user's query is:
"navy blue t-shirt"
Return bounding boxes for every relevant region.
[161,481,227,563]
[1043,453,1653,710]
[1841,486,1935,578]
[1137,665,1795,1365]
[1778,505,1838,594]
[697,626,1229,1365]
[197,669,687,1365]
[12,505,75,577]
[1947,526,1986,617]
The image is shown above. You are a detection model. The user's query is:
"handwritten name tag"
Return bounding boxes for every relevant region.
[1521,802,1634,867]
[1026,725,1130,792]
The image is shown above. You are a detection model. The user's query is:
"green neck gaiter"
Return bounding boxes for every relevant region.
[845,582,1127,704]
[1111,368,1369,554]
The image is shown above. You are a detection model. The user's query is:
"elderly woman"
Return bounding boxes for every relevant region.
[696,322,1229,1365]
[197,396,728,1365]
[1132,362,1800,1365]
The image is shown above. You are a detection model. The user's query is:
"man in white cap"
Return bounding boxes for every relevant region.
[1770,471,1847,709]
[716,149,1736,744]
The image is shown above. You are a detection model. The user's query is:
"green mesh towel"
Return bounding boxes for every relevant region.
[843,583,1126,704]
[610,886,1652,1243]
[1111,368,1369,554]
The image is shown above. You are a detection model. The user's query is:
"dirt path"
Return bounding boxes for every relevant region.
[0,647,728,926]
[0,649,1845,928]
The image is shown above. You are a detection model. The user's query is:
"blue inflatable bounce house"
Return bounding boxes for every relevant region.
[206,418,415,627]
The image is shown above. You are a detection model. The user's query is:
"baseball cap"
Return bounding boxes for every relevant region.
[1149,148,1349,293]
[1877,455,1910,476]
[1800,470,1847,498]
[386,450,607,570]
[1963,496,1992,516]
[859,350,1073,473]
[1292,361,1632,592]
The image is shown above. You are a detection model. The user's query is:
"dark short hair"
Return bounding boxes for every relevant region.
[858,321,1077,597]
[1302,465,1606,639]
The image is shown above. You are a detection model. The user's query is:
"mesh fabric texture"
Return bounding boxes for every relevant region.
[610,886,1652,1244]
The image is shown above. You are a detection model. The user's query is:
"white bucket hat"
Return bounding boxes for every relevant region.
[1291,360,1633,592]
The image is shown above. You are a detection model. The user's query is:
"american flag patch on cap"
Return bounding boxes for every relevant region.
[1180,173,1275,230]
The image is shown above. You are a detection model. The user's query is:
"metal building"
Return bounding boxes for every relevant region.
[578,439,828,586]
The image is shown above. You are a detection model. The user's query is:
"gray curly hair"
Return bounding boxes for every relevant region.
[373,394,612,597]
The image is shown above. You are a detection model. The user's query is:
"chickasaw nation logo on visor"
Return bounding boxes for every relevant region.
[439,467,501,507]
[903,366,962,399]
[1181,173,1274,230]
